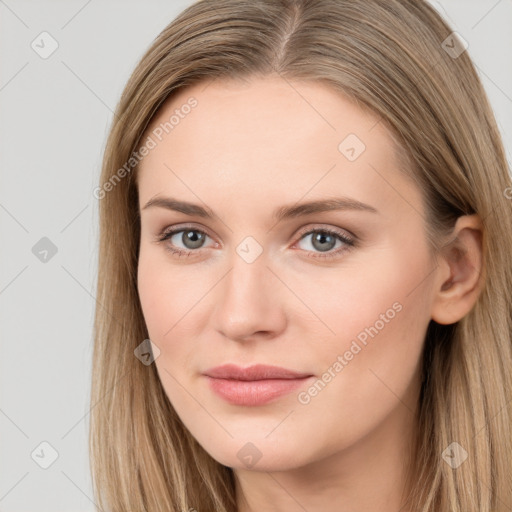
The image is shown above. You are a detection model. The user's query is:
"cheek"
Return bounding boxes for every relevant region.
[137,254,199,405]
[137,248,204,341]
[301,242,432,351]
[137,248,217,400]
[297,244,433,422]
[304,239,431,370]
[137,259,168,338]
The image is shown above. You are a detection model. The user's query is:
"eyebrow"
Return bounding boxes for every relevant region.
[142,195,378,221]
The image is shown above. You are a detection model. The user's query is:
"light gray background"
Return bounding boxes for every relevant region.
[0,1,511,511]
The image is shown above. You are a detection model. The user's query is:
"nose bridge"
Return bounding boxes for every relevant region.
[223,240,271,306]
[212,238,285,340]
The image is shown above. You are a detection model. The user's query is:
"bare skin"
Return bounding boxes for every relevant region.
[136,75,483,512]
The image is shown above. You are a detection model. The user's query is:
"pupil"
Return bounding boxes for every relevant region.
[184,230,204,249]
[314,232,335,252]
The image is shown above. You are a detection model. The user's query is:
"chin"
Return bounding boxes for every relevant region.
[197,435,312,472]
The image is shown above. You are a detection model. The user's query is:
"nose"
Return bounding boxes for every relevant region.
[212,248,287,343]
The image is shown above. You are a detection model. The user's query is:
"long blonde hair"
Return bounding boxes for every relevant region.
[90,1,512,510]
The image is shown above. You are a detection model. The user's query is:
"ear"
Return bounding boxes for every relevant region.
[431,214,484,325]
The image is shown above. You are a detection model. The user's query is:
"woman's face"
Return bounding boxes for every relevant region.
[137,76,438,471]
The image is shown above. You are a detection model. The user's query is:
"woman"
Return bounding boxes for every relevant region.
[90,0,512,510]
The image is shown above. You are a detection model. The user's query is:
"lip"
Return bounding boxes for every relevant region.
[202,364,314,406]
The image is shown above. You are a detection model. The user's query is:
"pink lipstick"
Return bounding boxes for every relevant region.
[202,364,313,406]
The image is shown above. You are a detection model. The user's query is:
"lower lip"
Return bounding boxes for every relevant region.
[204,376,313,406]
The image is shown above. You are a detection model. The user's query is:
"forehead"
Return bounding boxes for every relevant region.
[136,76,420,219]
[144,75,388,157]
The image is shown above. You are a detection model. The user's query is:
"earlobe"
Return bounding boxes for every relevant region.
[431,214,484,325]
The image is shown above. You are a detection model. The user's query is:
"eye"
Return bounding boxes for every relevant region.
[156,224,356,260]
[156,225,214,257]
[294,227,355,260]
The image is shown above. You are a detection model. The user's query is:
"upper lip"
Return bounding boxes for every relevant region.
[203,364,312,381]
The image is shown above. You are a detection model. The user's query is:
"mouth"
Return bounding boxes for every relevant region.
[202,364,314,406]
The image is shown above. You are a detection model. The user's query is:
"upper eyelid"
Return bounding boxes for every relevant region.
[159,223,214,241]
[295,224,355,240]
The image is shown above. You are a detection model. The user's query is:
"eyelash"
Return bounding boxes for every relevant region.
[156,224,356,260]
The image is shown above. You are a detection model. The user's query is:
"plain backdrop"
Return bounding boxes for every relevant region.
[0,1,511,510]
